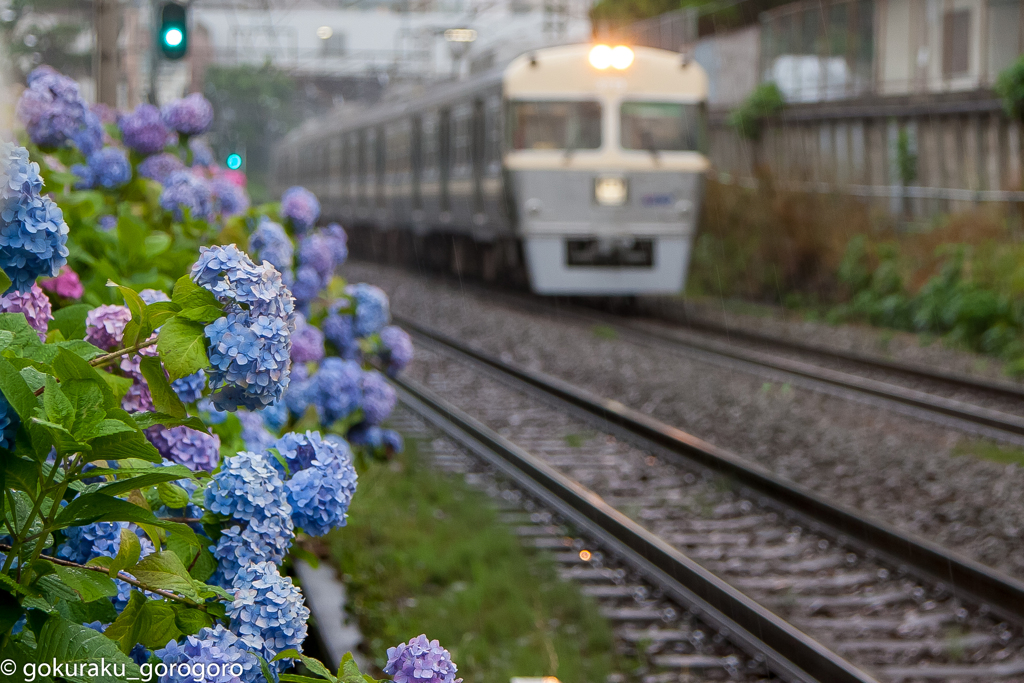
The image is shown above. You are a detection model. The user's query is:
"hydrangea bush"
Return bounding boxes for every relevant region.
[0,65,431,683]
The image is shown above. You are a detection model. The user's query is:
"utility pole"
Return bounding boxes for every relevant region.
[94,0,120,106]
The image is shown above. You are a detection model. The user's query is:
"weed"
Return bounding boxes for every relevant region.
[329,437,619,683]
[564,433,589,448]
[592,325,617,340]
[951,439,1024,467]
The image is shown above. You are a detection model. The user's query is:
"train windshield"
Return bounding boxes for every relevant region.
[508,101,602,151]
[620,102,702,152]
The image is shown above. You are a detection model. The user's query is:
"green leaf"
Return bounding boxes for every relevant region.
[157,482,190,508]
[147,301,181,328]
[0,270,11,294]
[339,651,363,683]
[3,454,40,492]
[131,412,209,433]
[50,303,92,340]
[37,614,142,681]
[30,418,90,455]
[137,600,183,649]
[171,604,213,636]
[90,418,136,438]
[126,551,201,601]
[110,282,147,325]
[99,371,134,401]
[283,676,336,683]
[172,275,220,311]
[0,312,44,350]
[102,590,147,654]
[51,348,116,408]
[88,430,162,464]
[139,356,187,418]
[52,565,119,602]
[144,232,172,258]
[157,316,210,381]
[273,649,338,683]
[42,376,74,429]
[53,495,200,549]
[0,329,15,351]
[60,379,106,439]
[166,531,216,582]
[176,305,225,324]
[0,355,39,421]
[108,528,142,578]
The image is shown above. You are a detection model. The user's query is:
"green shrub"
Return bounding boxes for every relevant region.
[996,54,1024,119]
[727,83,785,141]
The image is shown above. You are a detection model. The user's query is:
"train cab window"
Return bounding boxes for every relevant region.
[508,101,601,150]
[620,102,702,152]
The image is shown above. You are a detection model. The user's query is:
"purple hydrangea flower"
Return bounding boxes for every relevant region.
[290,317,325,363]
[290,265,323,304]
[85,304,131,350]
[211,177,250,217]
[98,214,118,231]
[280,186,320,233]
[119,103,171,155]
[384,635,462,683]
[298,234,334,284]
[360,370,396,425]
[146,426,220,471]
[0,283,52,341]
[348,283,390,338]
[189,137,215,166]
[0,143,70,292]
[227,561,309,664]
[380,325,413,376]
[171,369,206,403]
[85,147,132,189]
[16,68,103,155]
[322,223,348,267]
[160,171,213,221]
[138,152,186,183]
[163,93,214,136]
[139,288,171,304]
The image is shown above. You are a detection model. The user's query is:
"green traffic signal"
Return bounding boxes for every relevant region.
[159,3,187,60]
[226,153,243,170]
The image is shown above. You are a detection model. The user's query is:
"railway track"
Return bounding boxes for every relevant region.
[390,317,1024,683]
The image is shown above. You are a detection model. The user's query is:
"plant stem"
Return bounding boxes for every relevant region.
[89,337,159,368]
[0,543,203,607]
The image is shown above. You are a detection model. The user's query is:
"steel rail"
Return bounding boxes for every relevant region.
[392,376,880,683]
[395,315,1024,626]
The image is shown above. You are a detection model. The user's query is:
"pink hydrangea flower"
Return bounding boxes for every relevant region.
[40,265,83,299]
[0,283,52,341]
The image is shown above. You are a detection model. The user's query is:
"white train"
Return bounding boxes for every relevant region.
[273,43,709,295]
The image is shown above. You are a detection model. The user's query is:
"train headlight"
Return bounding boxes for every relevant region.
[610,46,634,69]
[589,44,613,69]
[595,176,627,206]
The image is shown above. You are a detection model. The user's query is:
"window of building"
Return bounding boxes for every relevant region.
[942,9,970,77]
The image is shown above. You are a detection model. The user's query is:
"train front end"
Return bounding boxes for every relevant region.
[504,43,709,295]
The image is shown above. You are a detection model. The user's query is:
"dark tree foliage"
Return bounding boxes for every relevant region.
[996,54,1024,120]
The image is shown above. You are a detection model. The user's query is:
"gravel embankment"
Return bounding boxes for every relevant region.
[346,261,1024,579]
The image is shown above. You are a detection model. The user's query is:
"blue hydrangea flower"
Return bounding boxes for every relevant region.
[163,93,214,136]
[56,521,130,564]
[138,288,171,304]
[171,369,206,403]
[198,397,228,424]
[347,423,383,449]
[205,307,292,411]
[310,357,362,425]
[211,513,294,586]
[98,214,117,231]
[322,223,348,267]
[384,635,462,683]
[0,144,70,292]
[119,103,171,155]
[146,426,220,471]
[237,410,275,452]
[191,244,294,320]
[283,363,313,417]
[206,450,291,522]
[156,624,259,683]
[16,69,103,155]
[383,429,404,453]
[290,316,325,363]
[248,218,293,274]
[380,325,414,376]
[160,171,213,222]
[261,399,289,432]
[322,310,360,360]
[285,435,358,536]
[227,561,309,664]
[348,283,390,338]
[0,395,19,450]
[211,177,250,218]
[298,234,334,284]
[280,186,320,233]
[138,152,185,183]
[361,370,396,425]
[84,147,132,189]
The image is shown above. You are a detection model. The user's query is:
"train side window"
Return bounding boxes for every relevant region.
[620,102,703,152]
[507,101,601,151]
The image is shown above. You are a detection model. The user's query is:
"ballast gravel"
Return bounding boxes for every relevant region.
[346,260,1024,580]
